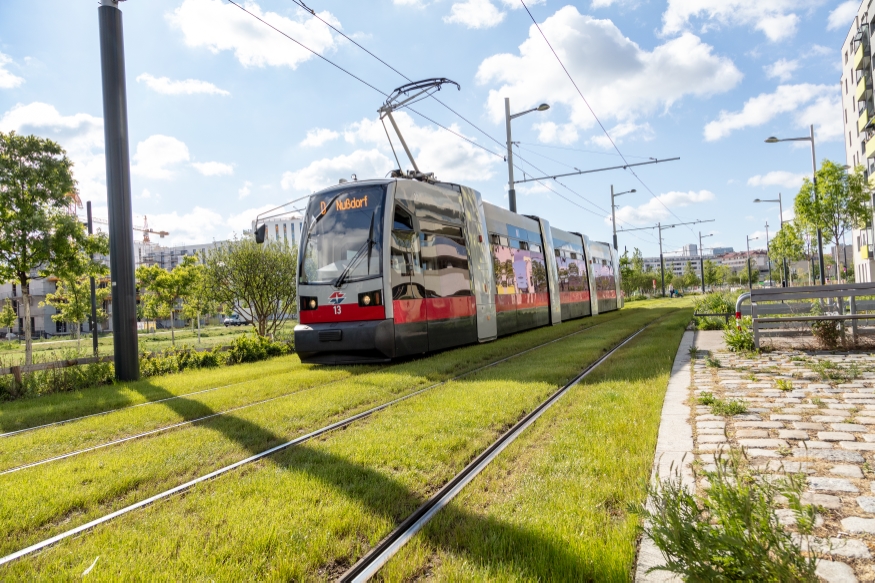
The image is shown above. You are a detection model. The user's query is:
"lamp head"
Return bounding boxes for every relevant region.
[537,103,550,111]
[753,198,762,203]
[765,137,779,143]
[630,189,637,193]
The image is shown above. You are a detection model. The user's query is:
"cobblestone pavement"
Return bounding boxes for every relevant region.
[694,340,875,582]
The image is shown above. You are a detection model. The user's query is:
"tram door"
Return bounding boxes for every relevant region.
[390,206,429,356]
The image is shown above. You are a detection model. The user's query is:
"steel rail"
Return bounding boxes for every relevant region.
[340,321,657,582]
[0,313,630,567]
[0,313,621,475]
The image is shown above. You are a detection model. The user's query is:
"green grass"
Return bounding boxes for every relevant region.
[0,306,647,560]
[0,302,681,578]
[379,309,690,581]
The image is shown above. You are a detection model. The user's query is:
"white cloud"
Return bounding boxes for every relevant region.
[533,121,579,145]
[394,0,427,5]
[747,171,807,188]
[136,73,229,96]
[661,0,824,42]
[703,84,841,141]
[147,207,224,245]
[612,190,715,225]
[764,58,798,81]
[191,161,234,176]
[238,181,253,199]
[827,0,858,31]
[0,102,105,200]
[138,188,160,200]
[131,135,190,180]
[343,111,501,182]
[281,149,394,192]
[226,203,278,237]
[168,0,340,70]
[300,128,339,147]
[589,121,654,148]
[807,44,833,56]
[0,53,24,89]
[477,7,741,136]
[444,0,506,28]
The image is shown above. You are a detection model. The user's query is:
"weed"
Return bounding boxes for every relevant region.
[745,373,757,381]
[643,449,817,581]
[810,397,825,408]
[723,317,755,352]
[697,392,716,406]
[706,356,721,368]
[775,379,793,392]
[710,399,748,417]
[790,356,808,362]
[811,360,848,382]
[848,363,861,380]
[810,302,843,349]
[688,346,700,359]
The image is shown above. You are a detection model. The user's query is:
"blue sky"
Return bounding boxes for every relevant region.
[0,0,856,257]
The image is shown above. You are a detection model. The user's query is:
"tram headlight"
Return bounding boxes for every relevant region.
[358,291,382,307]
[300,296,318,311]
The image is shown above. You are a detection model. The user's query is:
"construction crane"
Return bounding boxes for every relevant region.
[87,215,169,243]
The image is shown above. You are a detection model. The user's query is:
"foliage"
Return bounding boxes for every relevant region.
[682,261,699,290]
[643,450,817,582]
[180,260,214,343]
[224,333,293,364]
[706,356,721,368]
[809,302,843,349]
[710,398,748,416]
[696,391,715,405]
[136,256,200,345]
[693,291,734,330]
[724,316,755,352]
[204,239,298,337]
[670,275,685,293]
[0,360,114,401]
[41,269,110,348]
[769,223,804,279]
[620,248,657,297]
[775,378,793,392]
[0,299,15,331]
[0,131,103,366]
[794,161,870,282]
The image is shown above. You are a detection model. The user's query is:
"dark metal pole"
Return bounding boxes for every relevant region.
[611,185,618,251]
[99,0,139,381]
[747,236,753,293]
[505,98,516,213]
[86,202,99,357]
[658,223,666,297]
[699,231,706,293]
[810,124,826,285]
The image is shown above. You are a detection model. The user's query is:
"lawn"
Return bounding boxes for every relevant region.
[0,300,684,579]
[380,307,691,581]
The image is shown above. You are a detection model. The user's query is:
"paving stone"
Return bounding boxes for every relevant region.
[753,460,813,473]
[737,438,788,448]
[795,450,864,462]
[820,432,856,442]
[862,434,875,442]
[733,414,761,421]
[696,421,725,429]
[831,465,864,478]
[801,441,834,449]
[696,428,725,435]
[771,414,802,421]
[857,496,875,513]
[841,517,875,533]
[808,477,859,492]
[735,421,783,428]
[695,414,721,421]
[794,422,825,430]
[778,430,809,440]
[813,416,851,423]
[832,423,868,432]
[697,434,727,443]
[800,492,843,509]
[822,538,872,559]
[744,448,781,457]
[828,405,857,411]
[815,560,859,583]
[840,442,875,451]
[855,417,875,424]
[775,508,825,527]
[735,429,768,438]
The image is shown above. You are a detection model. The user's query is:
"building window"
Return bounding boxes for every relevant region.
[845,50,849,64]
[283,223,288,245]
[275,224,280,241]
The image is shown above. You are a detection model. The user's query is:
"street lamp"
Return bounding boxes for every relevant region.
[765,221,772,287]
[699,232,713,293]
[505,99,550,213]
[746,235,759,292]
[754,194,787,286]
[765,125,825,284]
[610,186,636,250]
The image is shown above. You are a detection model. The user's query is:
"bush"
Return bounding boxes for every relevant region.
[723,317,755,352]
[810,302,843,349]
[225,334,292,365]
[0,360,115,401]
[139,345,225,378]
[693,292,734,330]
[643,450,817,582]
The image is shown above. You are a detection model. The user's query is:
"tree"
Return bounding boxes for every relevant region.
[0,132,100,365]
[768,223,804,284]
[702,260,720,289]
[0,299,15,334]
[136,256,199,346]
[180,261,214,344]
[682,261,698,290]
[794,161,870,283]
[204,240,297,337]
[42,276,111,350]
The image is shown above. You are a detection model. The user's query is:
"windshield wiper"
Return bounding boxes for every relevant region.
[333,214,376,289]
[308,193,342,230]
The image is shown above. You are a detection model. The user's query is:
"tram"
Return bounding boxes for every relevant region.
[293,176,621,364]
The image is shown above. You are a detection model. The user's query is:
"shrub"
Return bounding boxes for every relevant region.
[710,398,747,417]
[643,450,818,582]
[139,345,225,378]
[693,292,734,330]
[225,334,292,365]
[723,317,754,352]
[0,360,115,401]
[810,302,842,349]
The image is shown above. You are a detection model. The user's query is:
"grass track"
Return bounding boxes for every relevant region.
[1,302,679,579]
[378,308,691,581]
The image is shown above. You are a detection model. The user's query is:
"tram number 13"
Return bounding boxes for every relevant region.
[333,305,342,315]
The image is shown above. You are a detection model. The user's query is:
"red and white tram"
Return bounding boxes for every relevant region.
[294,176,621,364]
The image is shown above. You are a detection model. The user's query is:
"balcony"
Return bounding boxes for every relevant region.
[866,134,875,160]
[861,107,874,133]
[856,39,871,70]
[858,73,873,103]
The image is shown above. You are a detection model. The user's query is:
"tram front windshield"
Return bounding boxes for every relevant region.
[300,185,386,285]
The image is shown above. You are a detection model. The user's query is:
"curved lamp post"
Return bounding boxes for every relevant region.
[505,101,549,213]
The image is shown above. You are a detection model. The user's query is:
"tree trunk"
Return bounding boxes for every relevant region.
[170,310,175,346]
[75,322,80,353]
[21,277,32,366]
[197,313,201,344]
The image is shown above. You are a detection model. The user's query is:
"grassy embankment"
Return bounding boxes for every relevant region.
[1,300,684,579]
[381,307,691,581]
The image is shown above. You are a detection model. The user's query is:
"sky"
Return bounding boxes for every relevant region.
[0,0,857,258]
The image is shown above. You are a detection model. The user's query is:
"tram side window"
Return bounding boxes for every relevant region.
[420,231,473,298]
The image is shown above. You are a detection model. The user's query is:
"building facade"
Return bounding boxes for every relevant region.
[842,4,875,282]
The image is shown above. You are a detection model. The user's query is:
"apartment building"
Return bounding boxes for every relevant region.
[842,3,875,282]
